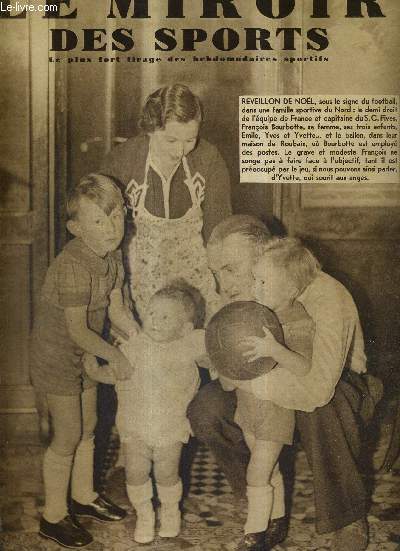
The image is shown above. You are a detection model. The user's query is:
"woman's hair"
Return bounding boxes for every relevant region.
[139,83,202,133]
[260,237,321,295]
[67,174,124,220]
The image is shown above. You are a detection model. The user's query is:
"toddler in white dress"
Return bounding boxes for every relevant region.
[85,285,207,544]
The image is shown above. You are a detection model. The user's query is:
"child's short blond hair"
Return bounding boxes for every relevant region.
[260,237,321,295]
[67,173,124,221]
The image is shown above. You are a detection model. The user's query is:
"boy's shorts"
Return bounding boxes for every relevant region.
[235,389,295,445]
[30,358,97,396]
[29,328,98,395]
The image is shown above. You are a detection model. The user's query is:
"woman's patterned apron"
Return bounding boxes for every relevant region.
[125,153,220,323]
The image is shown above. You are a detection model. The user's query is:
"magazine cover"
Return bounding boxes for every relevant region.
[0,1,399,549]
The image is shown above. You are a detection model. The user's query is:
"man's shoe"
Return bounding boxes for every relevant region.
[71,495,127,523]
[265,516,289,547]
[39,515,93,548]
[236,531,269,551]
[330,519,368,551]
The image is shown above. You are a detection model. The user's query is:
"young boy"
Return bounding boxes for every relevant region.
[30,174,139,548]
[85,285,207,544]
[219,238,317,551]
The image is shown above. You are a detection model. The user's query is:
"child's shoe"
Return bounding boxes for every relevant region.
[71,496,126,522]
[157,480,182,538]
[127,480,155,544]
[265,516,288,547]
[236,531,269,551]
[237,484,274,551]
[39,515,93,548]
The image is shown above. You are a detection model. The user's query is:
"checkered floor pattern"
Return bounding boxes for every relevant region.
[99,432,232,496]
[99,434,233,528]
[1,432,400,550]
[188,445,232,497]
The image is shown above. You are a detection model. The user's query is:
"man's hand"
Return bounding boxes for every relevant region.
[240,327,279,362]
[349,362,367,374]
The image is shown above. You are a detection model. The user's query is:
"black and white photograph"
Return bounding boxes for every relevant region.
[0,1,399,549]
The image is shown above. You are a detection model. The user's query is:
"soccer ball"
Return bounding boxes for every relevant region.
[205,301,284,380]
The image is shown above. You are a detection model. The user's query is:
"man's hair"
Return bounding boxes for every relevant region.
[152,283,201,327]
[139,83,202,133]
[67,174,124,221]
[260,237,321,295]
[207,215,271,248]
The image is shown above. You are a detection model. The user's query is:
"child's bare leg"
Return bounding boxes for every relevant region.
[35,391,51,443]
[71,386,98,505]
[124,436,152,486]
[244,431,285,522]
[153,443,183,538]
[43,393,82,523]
[69,387,126,523]
[270,464,285,520]
[39,393,93,548]
[244,436,283,535]
[243,430,256,453]
[246,438,282,489]
[153,443,182,486]
[124,437,155,544]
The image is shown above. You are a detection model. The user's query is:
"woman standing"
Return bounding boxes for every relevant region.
[102,83,232,321]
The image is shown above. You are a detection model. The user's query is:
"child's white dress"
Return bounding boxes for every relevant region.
[117,330,206,448]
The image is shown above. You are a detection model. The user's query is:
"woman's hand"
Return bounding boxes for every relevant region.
[240,327,279,363]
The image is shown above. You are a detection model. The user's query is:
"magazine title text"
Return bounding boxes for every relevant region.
[1,0,386,52]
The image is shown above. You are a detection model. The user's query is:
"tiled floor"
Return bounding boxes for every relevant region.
[1,404,399,550]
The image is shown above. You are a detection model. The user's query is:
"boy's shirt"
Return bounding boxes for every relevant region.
[31,238,124,371]
[42,238,123,314]
[240,300,315,410]
[251,271,367,412]
[277,300,315,362]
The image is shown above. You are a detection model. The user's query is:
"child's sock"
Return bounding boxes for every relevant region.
[71,436,98,505]
[271,468,285,519]
[42,447,73,523]
[127,479,155,544]
[245,484,273,534]
[157,479,182,538]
